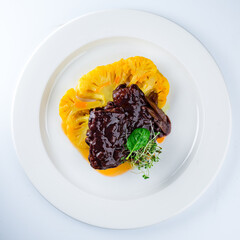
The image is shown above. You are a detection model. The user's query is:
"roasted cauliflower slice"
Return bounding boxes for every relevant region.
[59,88,90,149]
[76,56,169,108]
[126,57,169,108]
[59,56,170,151]
[76,64,117,106]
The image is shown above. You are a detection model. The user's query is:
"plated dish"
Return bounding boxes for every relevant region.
[12,10,231,229]
[59,56,171,178]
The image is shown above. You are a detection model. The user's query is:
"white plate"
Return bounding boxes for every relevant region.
[12,10,231,229]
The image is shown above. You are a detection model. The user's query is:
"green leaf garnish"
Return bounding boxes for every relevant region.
[126,128,150,159]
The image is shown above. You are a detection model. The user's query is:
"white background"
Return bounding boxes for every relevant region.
[0,0,239,239]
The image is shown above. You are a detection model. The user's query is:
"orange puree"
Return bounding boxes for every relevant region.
[157,137,165,144]
[79,148,132,177]
[74,101,88,109]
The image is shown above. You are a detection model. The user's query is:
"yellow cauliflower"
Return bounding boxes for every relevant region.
[59,56,169,150]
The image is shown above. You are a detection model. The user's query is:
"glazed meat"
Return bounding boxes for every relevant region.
[112,84,171,137]
[85,107,128,169]
[86,84,171,170]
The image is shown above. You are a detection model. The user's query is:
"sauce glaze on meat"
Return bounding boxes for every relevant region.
[86,84,171,170]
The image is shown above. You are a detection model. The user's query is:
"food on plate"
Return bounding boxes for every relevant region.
[86,84,171,171]
[59,56,171,178]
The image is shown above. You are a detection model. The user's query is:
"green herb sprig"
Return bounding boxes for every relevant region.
[125,128,162,179]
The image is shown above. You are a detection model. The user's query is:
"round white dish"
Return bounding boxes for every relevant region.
[12,10,231,229]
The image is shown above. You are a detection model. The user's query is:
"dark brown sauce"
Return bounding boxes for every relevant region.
[86,84,171,170]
